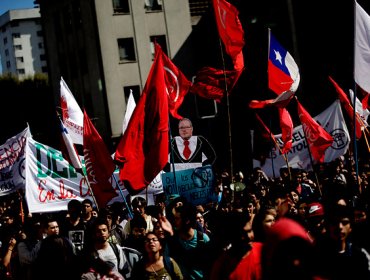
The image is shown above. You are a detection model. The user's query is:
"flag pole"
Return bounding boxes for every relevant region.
[294,97,322,196]
[353,1,360,187]
[217,38,234,200]
[168,119,180,198]
[57,111,100,211]
[82,169,100,212]
[112,175,133,219]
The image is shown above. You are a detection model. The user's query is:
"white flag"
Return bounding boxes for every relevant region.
[355,1,370,93]
[60,77,84,144]
[349,89,369,129]
[122,90,136,135]
[254,100,350,177]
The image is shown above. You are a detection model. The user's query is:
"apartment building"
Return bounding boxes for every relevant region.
[36,0,193,144]
[0,8,47,78]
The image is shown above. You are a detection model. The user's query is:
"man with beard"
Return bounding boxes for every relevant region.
[84,218,142,280]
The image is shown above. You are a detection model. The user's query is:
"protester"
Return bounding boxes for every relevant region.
[316,204,370,279]
[168,203,211,280]
[34,216,80,280]
[123,197,154,236]
[210,212,261,280]
[131,232,183,279]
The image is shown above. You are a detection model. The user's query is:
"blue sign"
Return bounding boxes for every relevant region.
[161,165,217,206]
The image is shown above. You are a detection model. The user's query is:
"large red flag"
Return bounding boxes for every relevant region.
[155,43,191,119]
[329,76,363,139]
[297,101,333,163]
[114,49,169,194]
[190,67,242,102]
[83,110,118,207]
[212,0,245,70]
[279,108,293,154]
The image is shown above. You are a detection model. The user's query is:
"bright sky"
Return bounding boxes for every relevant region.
[0,0,35,73]
[0,0,35,16]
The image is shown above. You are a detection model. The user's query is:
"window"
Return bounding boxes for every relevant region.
[117,38,136,62]
[37,30,43,37]
[38,42,44,49]
[12,33,20,38]
[10,21,19,27]
[40,54,47,61]
[150,35,167,59]
[113,0,130,14]
[14,45,22,50]
[6,61,10,68]
[145,0,162,12]
[16,57,24,63]
[1,27,6,33]
[3,37,7,44]
[17,68,25,75]
[42,66,48,73]
[5,49,9,56]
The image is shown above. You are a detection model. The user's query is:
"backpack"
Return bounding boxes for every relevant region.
[108,241,142,280]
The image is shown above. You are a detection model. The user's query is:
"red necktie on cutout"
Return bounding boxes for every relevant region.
[183,140,191,159]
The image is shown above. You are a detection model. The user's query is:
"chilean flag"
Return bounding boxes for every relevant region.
[268,29,300,95]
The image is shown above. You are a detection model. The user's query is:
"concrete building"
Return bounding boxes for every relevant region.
[36,0,193,145]
[0,8,47,78]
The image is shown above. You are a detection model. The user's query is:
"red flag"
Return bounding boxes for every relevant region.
[213,0,245,70]
[279,108,293,154]
[190,67,242,102]
[155,43,191,119]
[362,92,370,110]
[253,114,275,165]
[297,101,333,163]
[83,110,118,207]
[249,90,295,109]
[114,49,169,194]
[329,76,363,139]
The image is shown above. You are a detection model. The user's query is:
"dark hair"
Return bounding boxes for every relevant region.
[67,199,82,212]
[82,198,93,207]
[175,203,197,229]
[130,215,147,230]
[132,197,147,208]
[92,217,109,231]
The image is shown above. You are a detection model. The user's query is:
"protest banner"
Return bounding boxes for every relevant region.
[253,100,350,177]
[161,165,217,206]
[25,138,164,213]
[0,127,31,196]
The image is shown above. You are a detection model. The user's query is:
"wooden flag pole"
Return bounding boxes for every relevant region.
[294,97,322,196]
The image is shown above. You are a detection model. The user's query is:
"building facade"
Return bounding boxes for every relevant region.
[36,0,193,145]
[0,8,47,78]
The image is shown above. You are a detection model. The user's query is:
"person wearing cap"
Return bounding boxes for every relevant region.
[306,202,326,241]
[261,217,324,280]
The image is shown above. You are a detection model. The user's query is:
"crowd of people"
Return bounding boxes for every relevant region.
[0,117,370,279]
[0,152,369,279]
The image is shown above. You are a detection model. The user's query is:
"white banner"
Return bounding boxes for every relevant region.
[253,100,350,177]
[0,127,30,196]
[25,138,163,213]
[25,137,92,213]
